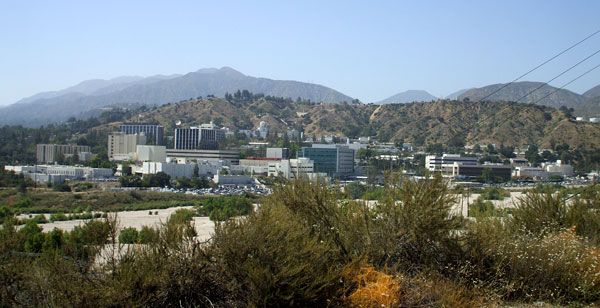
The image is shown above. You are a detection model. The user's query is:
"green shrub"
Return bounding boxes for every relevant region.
[138,226,159,244]
[49,213,68,222]
[52,183,71,192]
[211,203,346,306]
[368,174,463,272]
[169,209,195,225]
[197,196,252,221]
[31,214,48,224]
[119,227,139,244]
[468,197,499,218]
[479,187,509,200]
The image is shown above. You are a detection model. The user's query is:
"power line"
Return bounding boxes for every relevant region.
[531,62,600,105]
[460,31,600,140]
[515,47,600,103]
[476,29,600,102]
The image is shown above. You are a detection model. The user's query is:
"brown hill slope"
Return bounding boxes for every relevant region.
[112,97,600,149]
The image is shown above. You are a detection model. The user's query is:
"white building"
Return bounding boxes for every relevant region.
[4,165,113,184]
[141,162,195,179]
[108,132,147,161]
[135,145,167,162]
[256,121,269,139]
[543,160,574,177]
[514,166,548,180]
[213,174,255,186]
[268,158,317,179]
[266,148,289,159]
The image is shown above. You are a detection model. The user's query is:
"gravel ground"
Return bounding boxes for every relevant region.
[17,206,215,241]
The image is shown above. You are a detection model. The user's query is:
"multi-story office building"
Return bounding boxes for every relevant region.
[268,158,316,179]
[298,144,354,177]
[119,124,164,145]
[36,144,91,163]
[166,149,240,165]
[108,132,147,161]
[174,122,226,150]
[425,154,478,173]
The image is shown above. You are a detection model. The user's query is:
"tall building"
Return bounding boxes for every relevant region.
[174,122,226,150]
[298,144,354,177]
[108,132,147,161]
[36,144,91,163]
[119,124,164,145]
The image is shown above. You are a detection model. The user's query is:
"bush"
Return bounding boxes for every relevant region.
[368,174,463,272]
[479,187,509,200]
[468,197,498,218]
[169,209,195,225]
[210,203,346,305]
[497,229,600,302]
[31,214,48,224]
[119,227,139,244]
[138,226,159,244]
[197,196,253,221]
[52,182,71,192]
[49,213,68,222]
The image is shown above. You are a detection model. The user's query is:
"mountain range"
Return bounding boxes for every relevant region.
[2,67,600,127]
[0,67,354,126]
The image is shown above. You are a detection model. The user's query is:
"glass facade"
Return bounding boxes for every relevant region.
[119,124,164,145]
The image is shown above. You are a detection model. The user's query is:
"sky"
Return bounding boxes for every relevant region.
[0,0,599,105]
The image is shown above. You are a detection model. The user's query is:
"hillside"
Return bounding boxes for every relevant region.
[583,84,600,98]
[458,81,585,109]
[0,67,354,126]
[377,90,437,104]
[108,96,600,149]
[445,88,472,100]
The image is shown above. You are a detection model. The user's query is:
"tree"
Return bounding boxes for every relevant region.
[525,144,542,166]
[498,145,515,158]
[142,172,171,187]
[120,175,142,187]
[19,221,44,253]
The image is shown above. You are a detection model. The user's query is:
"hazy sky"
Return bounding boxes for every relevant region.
[1,0,599,105]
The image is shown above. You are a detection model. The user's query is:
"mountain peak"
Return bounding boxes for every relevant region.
[377,90,437,104]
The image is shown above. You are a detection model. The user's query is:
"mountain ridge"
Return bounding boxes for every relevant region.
[0,67,354,126]
[458,81,585,108]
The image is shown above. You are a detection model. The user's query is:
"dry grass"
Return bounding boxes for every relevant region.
[344,265,400,307]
